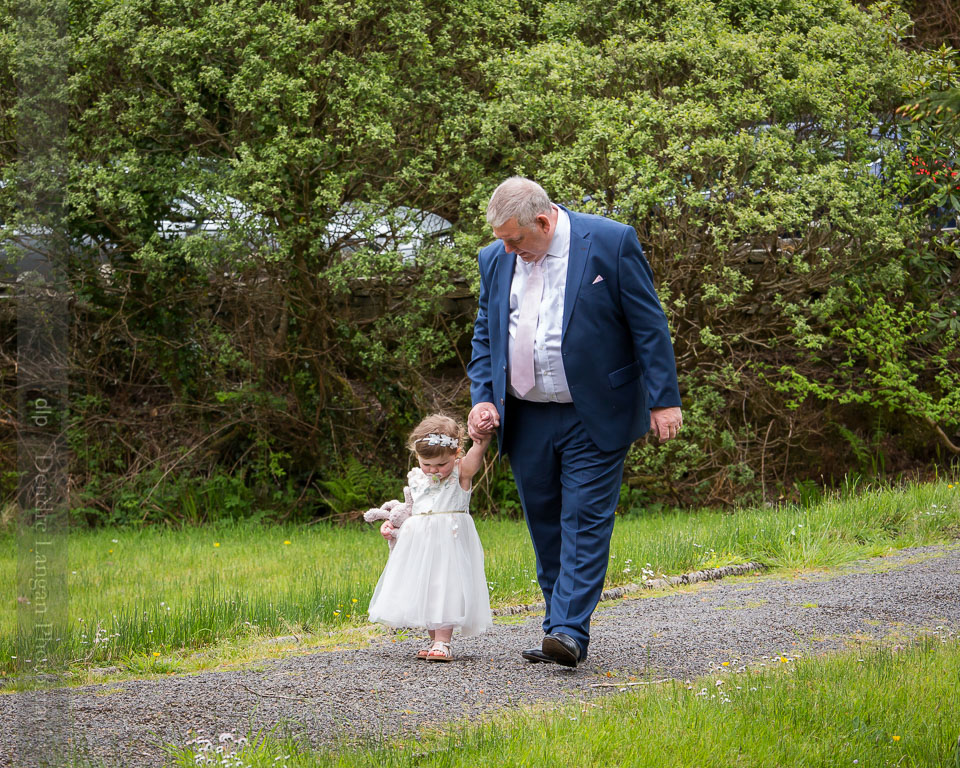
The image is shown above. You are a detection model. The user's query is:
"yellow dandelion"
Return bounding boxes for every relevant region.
[284,540,291,545]
[892,735,901,742]
[780,656,789,663]
[108,549,113,554]
[351,598,358,604]
[333,611,340,616]
[153,652,160,657]
[722,661,730,667]
[213,542,220,547]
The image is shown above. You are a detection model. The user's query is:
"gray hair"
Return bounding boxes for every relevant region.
[485,177,552,229]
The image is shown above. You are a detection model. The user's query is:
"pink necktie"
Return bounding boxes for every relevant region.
[511,258,544,397]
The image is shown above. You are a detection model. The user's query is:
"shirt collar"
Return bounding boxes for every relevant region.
[546,205,570,260]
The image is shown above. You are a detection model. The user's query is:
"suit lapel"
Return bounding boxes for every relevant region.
[497,246,515,351]
[562,210,590,339]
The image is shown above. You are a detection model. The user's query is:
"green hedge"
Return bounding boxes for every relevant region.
[1,0,957,523]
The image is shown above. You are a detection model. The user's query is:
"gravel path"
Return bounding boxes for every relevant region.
[4,544,959,767]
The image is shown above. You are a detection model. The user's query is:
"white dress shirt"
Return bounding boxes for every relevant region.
[506,206,573,403]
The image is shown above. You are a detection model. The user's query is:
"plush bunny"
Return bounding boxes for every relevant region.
[363,486,413,549]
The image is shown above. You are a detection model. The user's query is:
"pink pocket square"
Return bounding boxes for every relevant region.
[592,274,604,284]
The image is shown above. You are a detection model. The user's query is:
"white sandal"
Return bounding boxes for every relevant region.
[426,641,453,662]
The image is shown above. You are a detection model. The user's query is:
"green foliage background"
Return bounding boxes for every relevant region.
[1,0,958,523]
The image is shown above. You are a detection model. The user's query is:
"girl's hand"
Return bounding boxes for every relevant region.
[468,402,499,441]
[380,520,396,540]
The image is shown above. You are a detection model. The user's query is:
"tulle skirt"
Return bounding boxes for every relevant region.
[367,512,492,637]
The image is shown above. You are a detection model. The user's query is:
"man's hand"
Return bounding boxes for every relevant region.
[650,406,683,442]
[468,402,500,441]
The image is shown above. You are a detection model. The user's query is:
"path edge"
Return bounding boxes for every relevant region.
[493,561,768,616]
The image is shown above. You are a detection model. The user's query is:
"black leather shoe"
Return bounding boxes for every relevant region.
[542,632,581,668]
[520,647,555,663]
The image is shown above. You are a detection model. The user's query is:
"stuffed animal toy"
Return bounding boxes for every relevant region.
[363,486,413,549]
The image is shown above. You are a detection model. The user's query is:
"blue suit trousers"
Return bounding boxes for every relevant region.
[504,396,628,657]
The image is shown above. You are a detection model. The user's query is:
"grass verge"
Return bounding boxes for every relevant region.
[1,479,958,677]
[161,634,960,768]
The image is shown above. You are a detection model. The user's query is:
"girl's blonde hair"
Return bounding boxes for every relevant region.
[407,413,464,459]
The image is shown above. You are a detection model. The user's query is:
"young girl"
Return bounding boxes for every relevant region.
[367,414,492,661]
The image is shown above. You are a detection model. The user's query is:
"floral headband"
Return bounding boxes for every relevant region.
[416,433,459,449]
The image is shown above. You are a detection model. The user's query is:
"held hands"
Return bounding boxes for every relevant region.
[650,406,683,443]
[468,402,500,442]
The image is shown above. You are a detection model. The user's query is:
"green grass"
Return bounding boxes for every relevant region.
[161,636,960,768]
[2,521,380,675]
[2,479,958,676]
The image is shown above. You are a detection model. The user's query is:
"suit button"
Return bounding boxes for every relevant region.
[500,398,504,405]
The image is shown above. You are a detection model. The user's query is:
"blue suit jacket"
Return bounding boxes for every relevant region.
[468,206,681,452]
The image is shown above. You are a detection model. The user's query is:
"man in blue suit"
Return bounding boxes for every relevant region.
[467,177,682,668]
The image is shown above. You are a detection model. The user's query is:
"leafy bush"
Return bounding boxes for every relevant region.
[1,0,956,517]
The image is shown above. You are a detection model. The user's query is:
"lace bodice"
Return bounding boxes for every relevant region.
[407,465,472,515]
